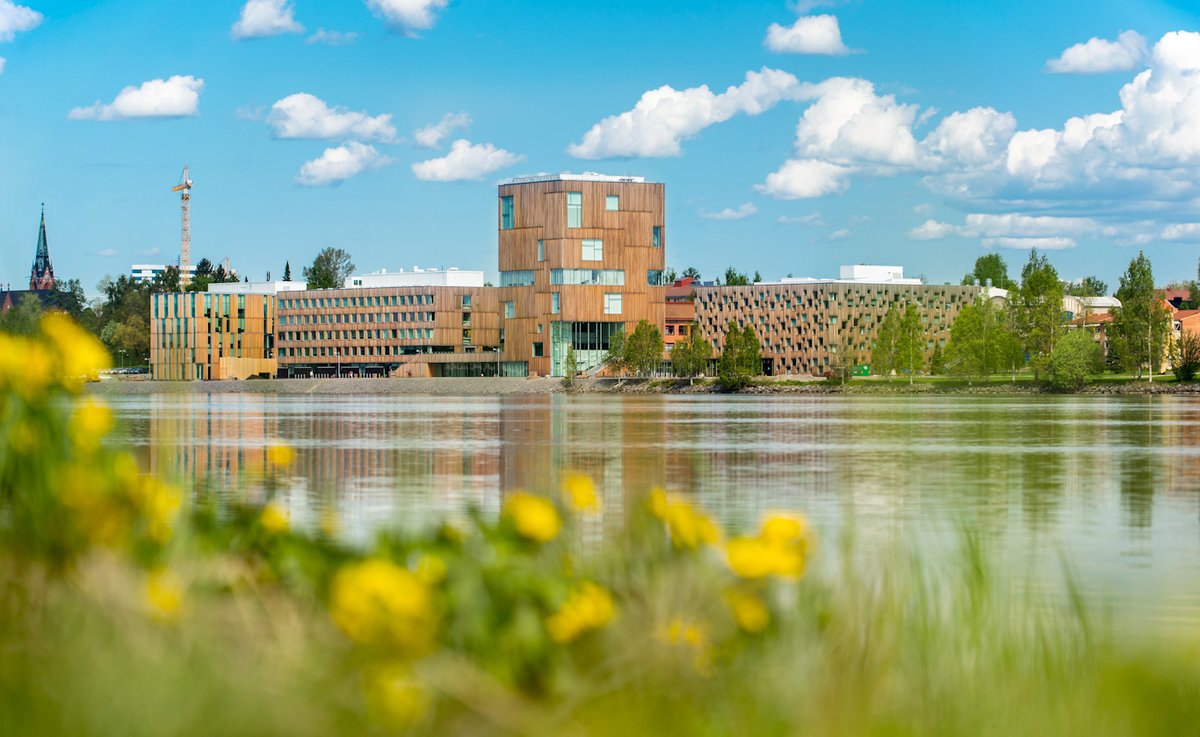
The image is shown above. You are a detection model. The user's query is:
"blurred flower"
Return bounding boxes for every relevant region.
[260,503,289,535]
[0,334,52,400]
[134,478,182,545]
[363,662,428,728]
[40,312,109,391]
[267,444,295,470]
[561,471,600,513]
[546,581,615,643]
[725,513,811,580]
[413,554,447,586]
[503,492,561,543]
[144,568,184,623]
[658,616,713,675]
[725,587,770,634]
[70,398,114,453]
[648,488,719,550]
[330,559,437,655]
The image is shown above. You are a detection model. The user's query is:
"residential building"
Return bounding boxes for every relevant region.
[150,288,278,381]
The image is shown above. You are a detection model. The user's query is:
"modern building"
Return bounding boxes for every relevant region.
[149,287,278,381]
[208,280,309,295]
[344,267,485,289]
[495,173,666,376]
[665,277,699,352]
[131,263,199,284]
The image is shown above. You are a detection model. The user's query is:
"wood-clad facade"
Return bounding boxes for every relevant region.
[150,291,277,381]
[693,282,982,377]
[496,176,666,376]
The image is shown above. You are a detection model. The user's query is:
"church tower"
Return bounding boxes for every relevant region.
[29,206,54,292]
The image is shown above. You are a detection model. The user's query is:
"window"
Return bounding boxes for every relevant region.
[500,196,514,230]
[648,269,664,286]
[551,292,560,314]
[582,239,603,261]
[499,270,535,287]
[504,301,515,319]
[533,342,544,357]
[604,293,623,315]
[537,239,545,262]
[652,226,662,248]
[550,269,625,286]
[606,195,619,211]
[567,192,582,228]
[462,294,472,308]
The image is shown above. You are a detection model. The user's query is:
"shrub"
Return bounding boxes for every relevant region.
[1172,332,1200,382]
[1047,330,1101,390]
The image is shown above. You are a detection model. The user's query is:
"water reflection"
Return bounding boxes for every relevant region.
[109,392,1200,626]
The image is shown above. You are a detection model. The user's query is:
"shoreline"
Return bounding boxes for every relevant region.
[87,376,1200,397]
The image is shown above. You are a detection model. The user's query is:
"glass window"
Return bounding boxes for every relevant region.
[462,294,472,307]
[551,292,560,314]
[533,342,544,358]
[550,269,625,286]
[653,226,662,248]
[567,192,582,228]
[606,195,619,211]
[499,270,536,287]
[537,239,545,262]
[504,301,515,319]
[582,239,603,261]
[500,196,514,230]
[648,269,664,286]
[604,293,623,315]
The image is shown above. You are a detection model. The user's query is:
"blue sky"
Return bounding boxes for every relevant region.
[2,0,1200,296]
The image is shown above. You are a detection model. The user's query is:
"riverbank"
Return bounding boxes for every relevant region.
[88,375,1200,396]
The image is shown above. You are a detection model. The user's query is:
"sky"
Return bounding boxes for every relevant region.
[2,0,1200,296]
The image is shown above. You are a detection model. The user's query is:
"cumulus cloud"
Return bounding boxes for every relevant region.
[701,203,758,220]
[909,213,1100,241]
[0,0,41,42]
[1161,223,1200,241]
[307,29,358,45]
[765,15,852,55]
[414,112,471,149]
[568,67,804,159]
[296,141,389,186]
[267,93,396,142]
[366,0,447,35]
[829,228,852,240]
[68,76,204,120]
[1046,30,1146,73]
[757,158,852,199]
[232,0,303,40]
[908,219,957,240]
[778,212,825,225]
[983,236,1077,250]
[411,139,524,181]
[922,107,1017,168]
[790,77,922,167]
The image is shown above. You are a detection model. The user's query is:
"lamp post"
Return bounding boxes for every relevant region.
[118,349,126,371]
[336,348,341,379]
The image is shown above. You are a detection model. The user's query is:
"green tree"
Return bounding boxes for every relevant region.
[870,305,903,380]
[945,297,1021,383]
[682,267,701,280]
[961,253,1016,290]
[717,321,761,390]
[1064,276,1109,297]
[753,271,762,284]
[304,247,355,290]
[283,261,292,282]
[723,267,751,286]
[1171,332,1200,382]
[562,346,579,388]
[829,325,859,386]
[929,342,945,375]
[624,320,664,376]
[1047,329,1101,391]
[1012,250,1064,381]
[152,266,181,293]
[672,325,712,383]
[662,267,678,284]
[895,304,925,384]
[603,329,627,375]
[1112,251,1171,380]
[0,294,44,336]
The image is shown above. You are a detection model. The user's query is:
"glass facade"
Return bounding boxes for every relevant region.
[550,269,625,286]
[648,269,664,285]
[567,192,582,228]
[500,270,535,286]
[500,196,514,229]
[550,321,624,377]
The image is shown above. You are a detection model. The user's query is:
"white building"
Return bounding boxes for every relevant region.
[773,264,924,286]
[131,263,197,284]
[343,266,485,289]
[207,281,309,296]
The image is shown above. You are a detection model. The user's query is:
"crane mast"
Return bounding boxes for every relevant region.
[171,166,193,288]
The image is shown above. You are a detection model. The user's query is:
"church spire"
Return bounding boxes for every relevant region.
[29,204,55,291]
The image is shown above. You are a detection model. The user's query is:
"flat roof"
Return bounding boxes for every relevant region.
[499,172,649,185]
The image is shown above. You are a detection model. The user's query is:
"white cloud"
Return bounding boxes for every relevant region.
[414,112,471,149]
[829,228,852,240]
[908,219,956,240]
[568,67,804,159]
[1046,30,1146,74]
[765,15,852,56]
[923,107,1016,168]
[366,0,447,35]
[1161,223,1200,241]
[97,248,117,258]
[267,93,395,142]
[913,203,933,215]
[909,213,1099,241]
[983,236,1077,250]
[757,158,852,199]
[0,57,5,75]
[307,29,359,45]
[0,0,41,42]
[411,139,524,181]
[778,212,825,225]
[701,203,758,220]
[68,76,204,121]
[296,141,389,186]
[232,0,303,40]
[791,77,922,167]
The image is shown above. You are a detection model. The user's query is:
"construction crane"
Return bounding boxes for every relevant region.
[170,166,192,287]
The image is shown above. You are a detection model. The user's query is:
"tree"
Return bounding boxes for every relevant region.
[929,342,945,375]
[682,267,701,280]
[753,270,762,284]
[603,330,627,375]
[961,253,1016,290]
[723,267,751,286]
[304,247,355,290]
[870,305,903,380]
[1012,250,1064,381]
[1047,329,1101,391]
[944,297,1021,383]
[152,266,181,293]
[662,267,678,284]
[1171,332,1200,382]
[0,294,44,336]
[625,320,664,376]
[672,325,712,383]
[1112,251,1171,380]
[717,322,761,390]
[895,303,925,384]
[829,325,859,386]
[562,346,579,388]
[1064,276,1109,297]
[283,261,292,282]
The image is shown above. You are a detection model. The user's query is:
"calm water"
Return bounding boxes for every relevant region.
[110,393,1200,628]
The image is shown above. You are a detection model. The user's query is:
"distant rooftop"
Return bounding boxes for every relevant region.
[764,264,924,286]
[500,172,648,185]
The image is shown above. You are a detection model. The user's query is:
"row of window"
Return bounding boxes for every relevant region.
[280,328,435,342]
[281,344,437,358]
[282,311,436,326]
[499,269,665,288]
[550,269,625,286]
[279,294,435,310]
[499,192,661,249]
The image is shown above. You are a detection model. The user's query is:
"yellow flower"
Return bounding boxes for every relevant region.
[760,513,809,549]
[725,536,777,580]
[363,662,428,728]
[330,559,437,655]
[134,478,182,545]
[40,312,109,391]
[267,444,295,469]
[144,568,184,623]
[503,492,561,543]
[725,513,811,580]
[260,503,289,535]
[70,398,114,452]
[546,581,616,643]
[657,616,713,675]
[0,335,52,399]
[561,471,600,513]
[725,587,770,634]
[649,490,720,550]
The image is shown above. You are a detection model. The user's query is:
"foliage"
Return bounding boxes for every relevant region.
[682,267,701,280]
[185,257,241,293]
[895,304,925,384]
[625,320,665,376]
[717,322,761,390]
[960,253,1016,290]
[870,306,902,380]
[1011,250,1064,380]
[283,261,293,282]
[603,329,627,375]
[1171,331,1200,382]
[0,293,44,335]
[1047,329,1101,390]
[671,324,713,382]
[304,247,356,290]
[563,346,579,388]
[753,270,762,284]
[1063,276,1109,297]
[1111,251,1171,379]
[829,325,859,385]
[662,267,678,284]
[929,342,945,375]
[945,297,1022,382]
[722,267,751,286]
